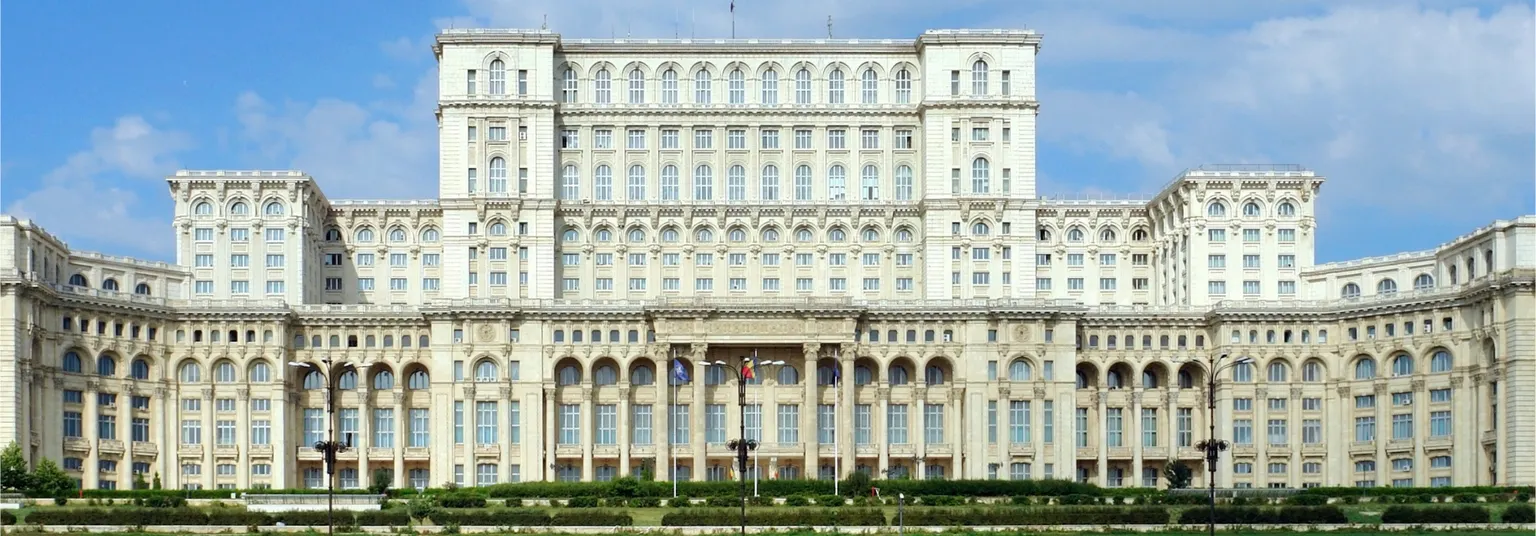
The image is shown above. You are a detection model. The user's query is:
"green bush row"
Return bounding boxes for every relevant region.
[1503,504,1535,523]
[471,477,1104,499]
[661,508,886,526]
[1380,505,1490,524]
[1175,506,1348,525]
[15,507,633,527]
[1298,485,1535,499]
[906,506,1170,526]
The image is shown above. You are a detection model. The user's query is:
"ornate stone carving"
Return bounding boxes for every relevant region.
[1290,387,1303,399]
[1450,376,1464,388]
[476,324,495,343]
[236,388,250,401]
[802,342,822,360]
[1336,385,1351,398]
[1033,386,1047,400]
[1372,383,1388,396]
[998,386,1011,399]
[1410,379,1425,392]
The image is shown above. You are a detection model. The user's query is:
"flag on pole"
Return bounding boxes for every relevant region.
[673,359,690,383]
[832,364,841,384]
[741,357,755,380]
[730,0,735,13]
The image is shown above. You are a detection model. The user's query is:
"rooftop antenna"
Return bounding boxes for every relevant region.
[691,9,696,38]
[541,14,548,31]
[827,15,833,38]
[674,6,679,38]
[730,1,736,39]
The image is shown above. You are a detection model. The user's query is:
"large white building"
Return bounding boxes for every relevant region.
[1,28,1532,492]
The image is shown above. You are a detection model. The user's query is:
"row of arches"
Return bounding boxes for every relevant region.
[558,222,919,246]
[465,355,962,388]
[190,198,287,218]
[556,162,920,203]
[294,362,431,391]
[1341,274,1436,298]
[552,60,925,106]
[324,226,441,245]
[65,274,153,295]
[1206,199,1300,219]
[1037,226,1150,244]
[292,333,430,350]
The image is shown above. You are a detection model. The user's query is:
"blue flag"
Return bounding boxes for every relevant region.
[833,365,841,383]
[673,359,690,383]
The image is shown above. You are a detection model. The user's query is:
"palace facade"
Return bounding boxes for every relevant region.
[1,28,1532,492]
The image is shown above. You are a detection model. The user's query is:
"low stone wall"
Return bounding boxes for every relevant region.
[9,524,1535,534]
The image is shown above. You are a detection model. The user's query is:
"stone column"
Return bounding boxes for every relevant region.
[501,387,514,482]
[272,390,289,488]
[1373,382,1388,485]
[1253,386,1269,488]
[84,380,101,489]
[1411,379,1428,486]
[875,386,889,475]
[1095,389,1108,487]
[998,387,1012,477]
[1326,384,1347,487]
[357,387,371,489]
[839,352,855,479]
[619,386,632,477]
[541,385,555,481]
[201,387,214,489]
[580,386,594,481]
[951,387,965,478]
[690,345,708,480]
[801,343,820,476]
[1451,375,1474,485]
[1288,387,1303,489]
[393,390,406,489]
[1131,389,1144,487]
[654,355,670,482]
[1166,387,1179,482]
[236,387,251,489]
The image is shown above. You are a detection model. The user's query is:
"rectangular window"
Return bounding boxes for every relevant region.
[631,404,652,445]
[595,404,617,445]
[1009,400,1030,444]
[854,404,871,445]
[776,404,800,444]
[887,404,908,444]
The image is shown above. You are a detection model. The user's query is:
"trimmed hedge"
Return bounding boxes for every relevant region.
[662,508,886,526]
[1502,503,1535,523]
[21,508,403,527]
[475,478,1105,499]
[1176,506,1348,525]
[438,493,487,508]
[1,510,15,525]
[905,506,1170,526]
[1299,485,1534,499]
[1380,505,1490,524]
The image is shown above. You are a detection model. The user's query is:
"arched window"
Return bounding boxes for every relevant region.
[762,228,780,242]
[1008,360,1032,381]
[972,222,990,236]
[179,361,202,383]
[628,68,645,104]
[1354,358,1376,380]
[661,228,680,242]
[229,201,248,215]
[828,228,847,242]
[693,68,712,104]
[131,358,151,380]
[894,165,914,200]
[826,68,845,103]
[1066,228,1084,242]
[474,360,498,382]
[888,364,910,386]
[1207,201,1227,217]
[631,365,655,386]
[971,157,990,193]
[408,370,430,389]
[860,68,878,104]
[894,68,912,103]
[326,228,342,241]
[971,59,988,95]
[1267,362,1289,382]
[193,201,213,215]
[1038,228,1051,242]
[594,164,613,200]
[1099,228,1117,242]
[628,164,646,200]
[561,67,578,102]
[795,228,813,242]
[263,200,285,216]
[854,365,873,385]
[777,366,800,385]
[489,157,508,193]
[924,365,946,385]
[215,361,236,383]
[594,365,618,386]
[373,370,395,390]
[760,164,779,200]
[1414,273,1434,290]
[1107,370,1124,388]
[727,165,747,201]
[337,370,358,390]
[861,228,880,242]
[627,228,646,243]
[488,222,507,236]
[1302,361,1323,382]
[388,228,407,243]
[61,350,83,371]
[489,59,506,94]
[355,228,375,243]
[562,228,579,242]
[102,278,119,292]
[728,227,748,242]
[895,228,913,242]
[827,164,846,200]
[1430,350,1452,373]
[1132,229,1149,241]
[250,361,271,383]
[303,370,324,390]
[558,365,580,386]
[695,228,714,242]
[794,68,812,104]
[1377,278,1398,295]
[593,68,612,103]
[761,69,778,104]
[1231,363,1254,383]
[1391,354,1414,377]
[1141,371,1160,389]
[1277,201,1296,217]
[69,274,89,287]
[1341,283,1361,299]
[659,164,680,200]
[96,354,116,376]
[693,164,713,200]
[1242,202,1261,217]
[595,228,613,242]
[794,164,813,200]
[727,68,746,103]
[134,283,151,295]
[1075,371,1090,389]
[561,164,581,199]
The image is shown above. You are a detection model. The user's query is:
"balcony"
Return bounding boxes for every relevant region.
[1107,447,1132,459]
[1142,447,1167,459]
[855,445,877,456]
[593,445,620,457]
[367,447,394,458]
[1350,441,1376,455]
[474,444,501,456]
[249,444,273,456]
[404,447,431,460]
[215,444,239,456]
[630,445,655,457]
[1301,444,1326,456]
[1386,440,1414,454]
[98,439,125,455]
[63,437,91,452]
[1075,447,1097,459]
[1268,446,1291,457]
[927,444,953,457]
[132,441,159,457]
[555,444,581,457]
[177,443,204,457]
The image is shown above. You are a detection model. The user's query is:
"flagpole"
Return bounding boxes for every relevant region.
[730,0,735,39]
[670,351,677,499]
[833,348,840,496]
[751,349,758,497]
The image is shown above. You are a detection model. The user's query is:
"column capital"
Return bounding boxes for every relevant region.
[237,387,250,401]
[1289,387,1303,399]
[499,386,512,400]
[393,390,406,405]
[802,342,822,360]
[1033,385,1046,400]
[1410,379,1425,393]
[689,342,709,360]
[1450,376,1465,388]
[201,387,214,400]
[462,385,477,399]
[998,386,1011,399]
[1335,385,1351,398]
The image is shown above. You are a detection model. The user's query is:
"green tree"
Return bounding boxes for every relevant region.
[1163,461,1193,489]
[369,468,392,495]
[132,471,149,490]
[842,470,873,497]
[0,441,30,492]
[28,457,76,497]
[152,472,162,490]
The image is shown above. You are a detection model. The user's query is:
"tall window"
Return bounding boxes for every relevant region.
[776,404,800,443]
[971,60,988,95]
[661,165,680,200]
[595,404,617,445]
[761,69,778,104]
[923,403,944,444]
[476,401,498,444]
[627,68,645,103]
[795,68,812,104]
[728,68,746,104]
[594,68,612,103]
[886,404,908,444]
[594,165,613,201]
[489,59,506,95]
[860,164,880,200]
[561,164,580,199]
[561,68,578,102]
[1009,400,1030,443]
[828,165,846,200]
[894,165,914,200]
[693,164,713,200]
[488,157,508,193]
[794,165,813,200]
[827,69,845,103]
[694,69,712,104]
[558,404,581,444]
[727,165,747,201]
[627,165,646,200]
[661,69,678,103]
[894,68,912,103]
[860,69,878,103]
[972,157,991,193]
[760,164,780,200]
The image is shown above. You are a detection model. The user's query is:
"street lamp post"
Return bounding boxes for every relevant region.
[288,358,356,536]
[1193,352,1252,536]
[711,354,784,536]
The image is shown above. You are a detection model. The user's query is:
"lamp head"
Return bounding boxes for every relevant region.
[1235,356,1254,365]
[286,361,308,368]
[711,360,728,366]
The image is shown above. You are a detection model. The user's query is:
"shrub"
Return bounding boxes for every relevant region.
[1455,493,1481,503]
[906,506,1169,526]
[550,510,632,526]
[1381,505,1489,524]
[815,494,845,506]
[1502,503,1535,524]
[662,507,885,526]
[920,495,965,506]
[566,496,600,508]
[669,495,692,508]
[0,511,15,525]
[1285,494,1328,506]
[437,493,487,508]
[1177,506,1348,525]
[706,496,736,507]
[784,495,811,507]
[629,496,662,508]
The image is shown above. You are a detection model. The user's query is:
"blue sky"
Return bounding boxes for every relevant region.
[3,0,1533,263]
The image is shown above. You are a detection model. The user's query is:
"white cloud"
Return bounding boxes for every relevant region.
[5,116,191,258]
